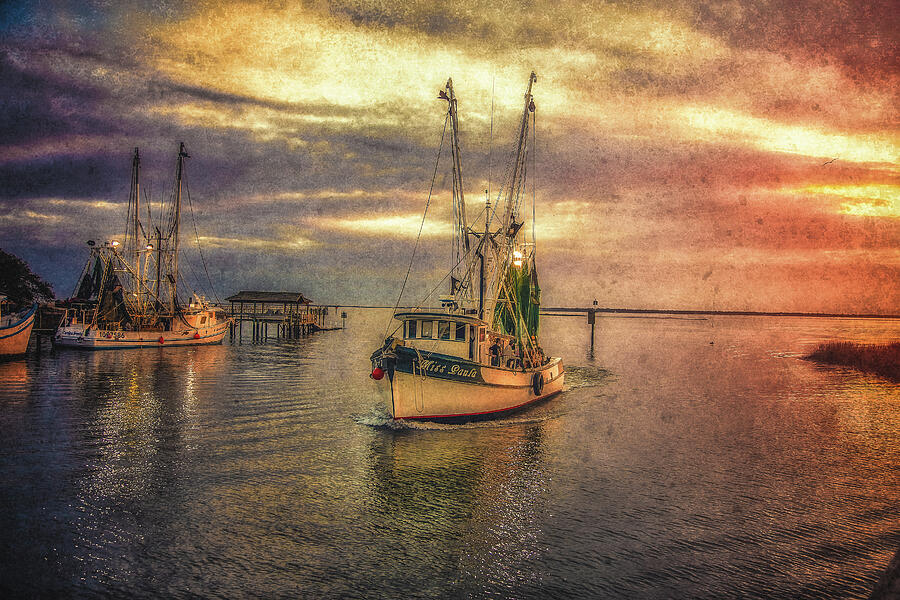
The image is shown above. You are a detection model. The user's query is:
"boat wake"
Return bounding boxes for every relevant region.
[353,410,558,431]
[354,365,611,431]
[563,365,614,390]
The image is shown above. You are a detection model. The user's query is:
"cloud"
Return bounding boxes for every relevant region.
[787,184,900,218]
[674,105,898,164]
[0,0,897,312]
[198,234,317,250]
[312,213,449,238]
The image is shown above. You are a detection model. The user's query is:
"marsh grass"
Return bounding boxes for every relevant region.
[806,341,900,381]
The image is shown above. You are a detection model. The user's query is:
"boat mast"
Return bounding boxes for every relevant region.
[500,72,536,242]
[442,79,471,301]
[446,79,469,253]
[155,227,162,310]
[170,142,188,315]
[483,72,537,333]
[479,192,489,319]
[129,147,141,308]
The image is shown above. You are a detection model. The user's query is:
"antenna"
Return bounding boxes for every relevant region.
[489,75,494,202]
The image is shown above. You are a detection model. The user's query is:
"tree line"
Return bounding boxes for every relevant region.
[0,249,54,308]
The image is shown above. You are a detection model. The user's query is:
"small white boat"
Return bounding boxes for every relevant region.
[370,72,564,421]
[0,300,37,358]
[54,143,230,350]
[54,304,228,349]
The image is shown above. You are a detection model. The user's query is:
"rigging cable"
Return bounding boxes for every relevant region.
[144,184,153,239]
[383,208,483,340]
[182,167,222,305]
[124,193,134,254]
[383,111,451,341]
[532,99,536,248]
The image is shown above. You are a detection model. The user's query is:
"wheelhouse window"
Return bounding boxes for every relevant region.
[405,320,417,339]
[420,320,433,338]
[438,321,450,340]
[455,322,466,341]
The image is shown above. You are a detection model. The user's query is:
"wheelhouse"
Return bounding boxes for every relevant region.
[394,311,488,362]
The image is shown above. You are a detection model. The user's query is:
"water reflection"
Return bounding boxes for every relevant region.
[58,347,226,591]
[540,313,900,598]
[1,311,897,599]
[0,358,28,388]
[367,419,558,596]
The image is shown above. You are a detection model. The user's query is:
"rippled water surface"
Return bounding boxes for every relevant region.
[1,311,898,598]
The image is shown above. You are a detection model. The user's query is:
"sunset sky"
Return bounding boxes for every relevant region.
[1,1,897,313]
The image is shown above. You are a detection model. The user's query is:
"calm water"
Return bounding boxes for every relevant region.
[1,311,898,598]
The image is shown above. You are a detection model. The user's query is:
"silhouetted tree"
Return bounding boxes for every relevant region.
[0,249,54,307]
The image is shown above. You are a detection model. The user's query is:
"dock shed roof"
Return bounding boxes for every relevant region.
[225,291,312,304]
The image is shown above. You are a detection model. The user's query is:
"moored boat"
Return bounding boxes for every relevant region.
[54,144,229,350]
[54,300,227,349]
[0,299,37,358]
[370,72,564,421]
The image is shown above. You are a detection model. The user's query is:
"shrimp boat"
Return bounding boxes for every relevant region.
[0,297,37,357]
[54,144,229,350]
[370,72,564,421]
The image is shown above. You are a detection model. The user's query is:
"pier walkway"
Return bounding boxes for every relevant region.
[225,291,339,341]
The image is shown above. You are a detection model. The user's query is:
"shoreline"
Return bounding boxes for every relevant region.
[261,305,900,319]
[805,341,900,382]
[542,307,900,319]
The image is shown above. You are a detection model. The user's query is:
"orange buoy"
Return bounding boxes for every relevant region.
[194,332,201,339]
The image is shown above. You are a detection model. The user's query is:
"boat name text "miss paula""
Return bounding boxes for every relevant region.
[417,358,478,378]
[394,349,486,383]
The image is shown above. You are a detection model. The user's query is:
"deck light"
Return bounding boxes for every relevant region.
[111,240,120,247]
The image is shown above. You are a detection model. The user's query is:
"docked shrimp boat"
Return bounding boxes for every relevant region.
[54,144,228,350]
[370,73,564,421]
[0,298,37,357]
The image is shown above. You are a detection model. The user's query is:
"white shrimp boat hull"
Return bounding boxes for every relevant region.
[374,347,563,420]
[370,74,566,422]
[54,320,228,349]
[0,304,37,357]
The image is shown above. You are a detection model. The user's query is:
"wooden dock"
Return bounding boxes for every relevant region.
[225,291,340,342]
